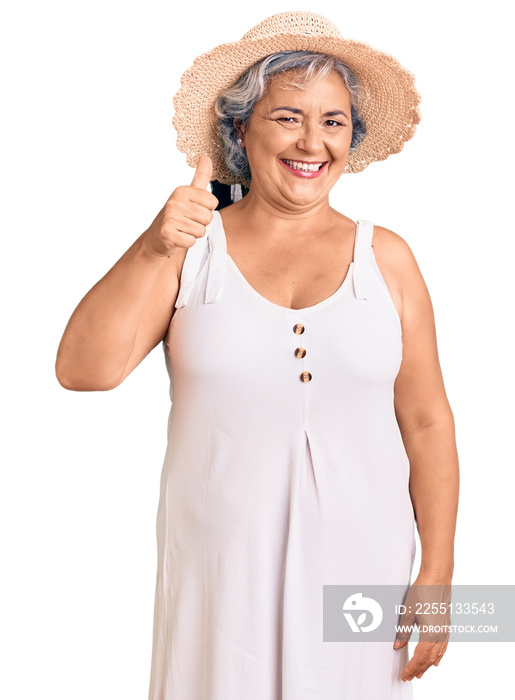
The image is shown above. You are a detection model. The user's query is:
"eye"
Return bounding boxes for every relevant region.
[276,117,343,127]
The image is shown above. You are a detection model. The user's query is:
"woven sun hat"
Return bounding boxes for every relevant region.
[172,11,422,187]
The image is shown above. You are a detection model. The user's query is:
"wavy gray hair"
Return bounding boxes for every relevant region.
[214,51,368,183]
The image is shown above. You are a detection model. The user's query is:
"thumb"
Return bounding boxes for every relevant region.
[190,154,213,190]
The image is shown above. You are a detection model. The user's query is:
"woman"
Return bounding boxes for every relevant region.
[56,11,459,700]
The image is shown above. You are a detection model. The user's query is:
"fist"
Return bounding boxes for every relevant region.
[143,154,219,258]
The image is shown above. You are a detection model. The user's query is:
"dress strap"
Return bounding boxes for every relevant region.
[174,210,227,308]
[352,219,374,301]
[204,211,227,303]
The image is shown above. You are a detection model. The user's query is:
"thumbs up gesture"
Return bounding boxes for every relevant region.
[142,154,220,258]
[190,153,214,189]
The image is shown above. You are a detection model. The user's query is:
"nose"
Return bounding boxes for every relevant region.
[295,120,325,154]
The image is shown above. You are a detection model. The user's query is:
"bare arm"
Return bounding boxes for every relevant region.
[55,235,183,391]
[55,154,218,392]
[378,229,460,583]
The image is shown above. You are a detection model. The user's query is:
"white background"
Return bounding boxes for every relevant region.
[1,1,513,698]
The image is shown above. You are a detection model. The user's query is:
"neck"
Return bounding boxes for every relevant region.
[230,183,335,236]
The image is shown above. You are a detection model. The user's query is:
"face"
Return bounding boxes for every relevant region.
[236,69,353,209]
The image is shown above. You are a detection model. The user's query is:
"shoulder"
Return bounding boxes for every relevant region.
[372,224,426,286]
[371,224,432,327]
[371,224,416,266]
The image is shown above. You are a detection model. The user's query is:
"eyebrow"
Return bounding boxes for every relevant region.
[270,106,349,119]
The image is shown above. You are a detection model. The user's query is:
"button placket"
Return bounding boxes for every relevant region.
[292,322,312,382]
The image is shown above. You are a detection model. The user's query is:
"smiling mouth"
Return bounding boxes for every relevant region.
[280,158,327,172]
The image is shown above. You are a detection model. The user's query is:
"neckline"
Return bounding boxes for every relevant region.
[217,210,356,314]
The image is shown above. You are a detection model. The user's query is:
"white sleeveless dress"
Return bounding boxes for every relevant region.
[148,209,417,700]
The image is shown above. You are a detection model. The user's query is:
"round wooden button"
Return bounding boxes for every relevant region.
[294,347,306,358]
[293,323,305,335]
[300,371,312,383]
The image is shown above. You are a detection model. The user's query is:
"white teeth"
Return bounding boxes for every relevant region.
[283,159,323,172]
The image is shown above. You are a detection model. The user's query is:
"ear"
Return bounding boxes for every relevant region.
[233,118,246,145]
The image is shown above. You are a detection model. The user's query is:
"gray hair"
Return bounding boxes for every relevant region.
[214,51,368,183]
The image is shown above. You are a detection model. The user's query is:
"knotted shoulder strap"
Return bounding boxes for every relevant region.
[174,210,227,308]
[352,219,374,301]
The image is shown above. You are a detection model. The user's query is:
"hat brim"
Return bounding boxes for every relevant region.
[172,34,422,186]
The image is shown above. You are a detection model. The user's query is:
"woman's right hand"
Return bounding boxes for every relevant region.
[143,154,220,258]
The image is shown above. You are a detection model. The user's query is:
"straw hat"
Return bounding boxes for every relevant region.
[172,11,422,187]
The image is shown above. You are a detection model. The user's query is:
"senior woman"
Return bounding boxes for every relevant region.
[55,11,459,700]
